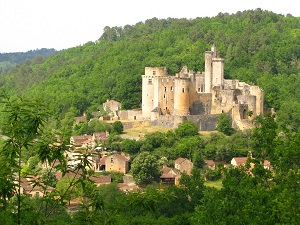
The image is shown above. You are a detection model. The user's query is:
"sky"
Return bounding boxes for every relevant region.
[0,0,299,53]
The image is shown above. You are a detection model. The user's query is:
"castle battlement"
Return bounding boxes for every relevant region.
[141,44,264,130]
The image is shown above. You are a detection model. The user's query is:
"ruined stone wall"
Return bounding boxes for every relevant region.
[118,109,142,121]
[189,92,212,115]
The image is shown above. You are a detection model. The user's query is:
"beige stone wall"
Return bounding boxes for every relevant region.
[105,155,128,174]
[141,45,264,131]
[250,86,264,116]
[173,78,190,115]
[212,58,224,87]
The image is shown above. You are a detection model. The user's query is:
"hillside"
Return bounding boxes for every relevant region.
[0,48,57,72]
[0,9,299,131]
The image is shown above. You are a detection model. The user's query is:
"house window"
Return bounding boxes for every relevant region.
[153,71,156,75]
[111,157,114,163]
[148,79,152,85]
[35,192,39,198]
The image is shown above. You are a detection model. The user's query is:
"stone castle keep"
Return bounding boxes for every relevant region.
[140,44,264,130]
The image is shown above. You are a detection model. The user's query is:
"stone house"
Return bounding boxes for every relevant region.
[174,157,193,175]
[204,159,216,169]
[103,100,121,112]
[90,175,111,186]
[20,177,54,198]
[231,157,249,167]
[92,132,109,147]
[160,165,181,186]
[104,154,130,174]
[262,160,271,170]
[70,135,93,148]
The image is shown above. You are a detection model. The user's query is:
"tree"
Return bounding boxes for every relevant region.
[111,121,124,134]
[0,93,48,225]
[175,120,199,138]
[252,114,278,162]
[130,152,160,184]
[216,113,235,135]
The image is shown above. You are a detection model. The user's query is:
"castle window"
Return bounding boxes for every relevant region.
[111,157,114,163]
[153,71,156,75]
[163,94,166,98]
[148,79,152,85]
[198,88,200,92]
[171,86,173,91]
[182,88,185,93]
[165,87,167,92]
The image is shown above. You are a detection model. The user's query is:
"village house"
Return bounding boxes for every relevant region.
[204,159,216,169]
[103,154,130,174]
[20,177,54,198]
[231,156,272,171]
[231,157,249,167]
[70,135,93,149]
[103,100,121,113]
[262,160,271,170]
[74,112,87,124]
[160,165,181,186]
[92,132,109,147]
[174,157,193,175]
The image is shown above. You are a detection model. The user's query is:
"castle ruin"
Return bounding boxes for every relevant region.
[141,44,264,130]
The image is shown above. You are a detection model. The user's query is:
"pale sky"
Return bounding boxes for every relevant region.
[0,0,299,53]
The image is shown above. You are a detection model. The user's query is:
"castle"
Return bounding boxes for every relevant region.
[140,44,264,130]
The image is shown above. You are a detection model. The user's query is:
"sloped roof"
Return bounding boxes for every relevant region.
[175,157,187,164]
[160,166,180,179]
[232,157,248,165]
[90,175,111,184]
[205,160,215,166]
[93,132,109,141]
[107,154,129,162]
[103,100,121,105]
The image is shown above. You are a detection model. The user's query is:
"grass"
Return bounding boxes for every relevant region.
[122,125,171,139]
[204,179,223,190]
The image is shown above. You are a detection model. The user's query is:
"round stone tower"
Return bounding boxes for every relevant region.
[173,78,190,115]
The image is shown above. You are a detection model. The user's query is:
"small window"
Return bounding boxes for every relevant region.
[165,87,167,92]
[148,79,152,85]
[171,86,173,91]
[35,192,39,198]
[163,94,166,98]
[182,88,185,93]
[111,157,114,163]
[198,88,200,92]
[153,71,156,75]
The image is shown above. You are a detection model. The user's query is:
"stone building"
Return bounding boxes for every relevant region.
[174,157,193,175]
[141,44,264,130]
[104,154,130,174]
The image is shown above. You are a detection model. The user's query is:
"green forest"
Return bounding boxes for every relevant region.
[0,8,300,224]
[0,48,57,73]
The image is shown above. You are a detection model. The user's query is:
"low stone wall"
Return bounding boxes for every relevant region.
[122,120,151,130]
[151,114,218,131]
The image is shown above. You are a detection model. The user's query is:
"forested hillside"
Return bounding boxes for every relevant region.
[0,48,57,72]
[0,9,300,130]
